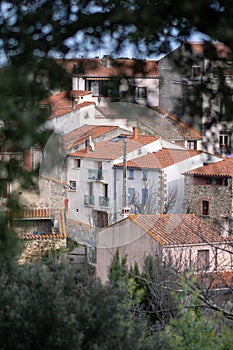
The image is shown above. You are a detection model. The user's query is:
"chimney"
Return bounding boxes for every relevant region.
[133,127,138,140]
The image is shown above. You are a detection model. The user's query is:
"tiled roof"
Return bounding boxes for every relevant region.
[55,58,159,77]
[197,270,233,289]
[68,134,159,160]
[128,214,223,246]
[2,209,67,239]
[115,148,201,169]
[188,42,231,58]
[39,90,94,119]
[184,157,233,177]
[63,125,120,150]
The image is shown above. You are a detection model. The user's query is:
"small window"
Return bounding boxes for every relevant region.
[192,66,201,77]
[219,134,230,148]
[128,168,134,179]
[74,159,81,168]
[141,188,148,205]
[137,87,147,99]
[187,141,197,150]
[69,181,77,190]
[128,188,135,204]
[202,200,209,216]
[197,250,210,271]
[142,170,148,180]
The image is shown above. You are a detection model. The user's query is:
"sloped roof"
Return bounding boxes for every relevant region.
[128,214,224,246]
[3,209,67,239]
[197,270,233,290]
[189,42,231,59]
[55,57,159,77]
[39,90,94,119]
[68,134,159,160]
[115,148,201,169]
[138,106,202,140]
[184,157,233,177]
[63,125,120,150]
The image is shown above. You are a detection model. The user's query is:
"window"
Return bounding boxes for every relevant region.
[219,134,230,149]
[128,188,135,204]
[74,159,81,168]
[141,188,148,205]
[128,168,134,179]
[137,87,147,99]
[142,170,148,180]
[192,66,201,77]
[69,181,76,190]
[202,200,209,216]
[187,141,197,150]
[197,250,210,271]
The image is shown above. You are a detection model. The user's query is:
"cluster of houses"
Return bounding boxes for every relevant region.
[1,41,233,287]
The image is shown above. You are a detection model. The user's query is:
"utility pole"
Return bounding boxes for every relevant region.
[122,138,130,217]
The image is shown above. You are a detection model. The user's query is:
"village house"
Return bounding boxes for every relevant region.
[114,146,221,216]
[65,127,220,229]
[184,156,233,236]
[158,42,233,155]
[55,56,159,108]
[97,213,233,283]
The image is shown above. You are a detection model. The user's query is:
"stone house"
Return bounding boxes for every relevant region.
[55,56,159,108]
[97,213,233,283]
[3,208,67,264]
[158,42,233,155]
[114,146,221,216]
[184,156,233,236]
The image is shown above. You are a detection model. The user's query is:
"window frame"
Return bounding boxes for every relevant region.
[202,200,209,216]
[197,249,210,271]
[69,180,77,191]
[128,168,134,179]
[136,87,147,99]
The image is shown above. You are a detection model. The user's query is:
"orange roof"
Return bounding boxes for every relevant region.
[55,58,159,77]
[39,90,94,119]
[63,125,120,150]
[128,214,223,246]
[184,157,233,177]
[188,42,231,59]
[197,270,233,289]
[68,134,159,160]
[2,209,67,239]
[115,148,201,169]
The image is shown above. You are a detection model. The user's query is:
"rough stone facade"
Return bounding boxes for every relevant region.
[18,238,66,264]
[184,175,233,235]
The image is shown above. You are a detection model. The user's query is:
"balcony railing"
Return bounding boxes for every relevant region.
[84,195,94,206]
[99,196,109,207]
[88,169,105,181]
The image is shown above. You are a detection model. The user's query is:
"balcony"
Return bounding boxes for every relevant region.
[88,169,105,181]
[84,195,94,206]
[99,196,109,207]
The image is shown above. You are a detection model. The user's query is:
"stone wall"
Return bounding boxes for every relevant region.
[18,238,67,264]
[184,175,233,234]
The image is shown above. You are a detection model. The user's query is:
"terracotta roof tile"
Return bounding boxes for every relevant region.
[63,125,120,150]
[184,157,233,177]
[128,214,223,246]
[55,58,159,77]
[39,90,94,119]
[115,148,202,169]
[68,134,159,160]
[188,42,231,58]
[197,270,233,289]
